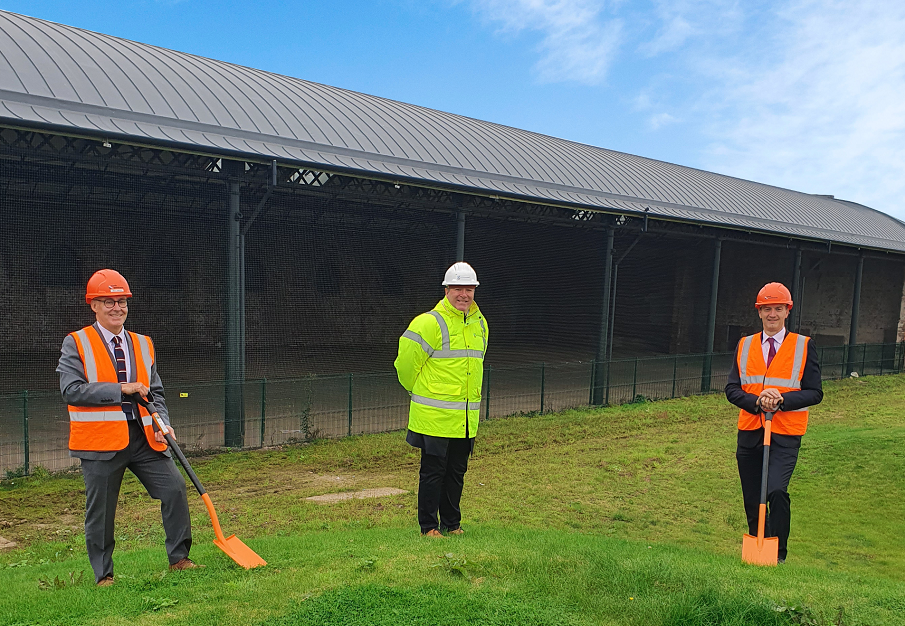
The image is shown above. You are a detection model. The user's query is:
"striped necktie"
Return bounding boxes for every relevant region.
[112,336,134,420]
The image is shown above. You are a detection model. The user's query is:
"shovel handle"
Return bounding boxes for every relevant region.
[132,394,206,496]
[132,394,230,545]
[756,411,775,545]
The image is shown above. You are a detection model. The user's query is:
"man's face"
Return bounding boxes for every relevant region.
[91,297,129,332]
[758,304,789,335]
[446,286,476,312]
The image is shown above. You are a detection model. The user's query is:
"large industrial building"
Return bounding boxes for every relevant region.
[1,10,903,472]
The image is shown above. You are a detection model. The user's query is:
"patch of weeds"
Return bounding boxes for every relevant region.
[5,465,27,480]
[432,553,471,579]
[359,557,378,572]
[773,603,850,625]
[37,571,83,590]
[140,596,179,612]
[7,559,30,568]
[612,511,631,522]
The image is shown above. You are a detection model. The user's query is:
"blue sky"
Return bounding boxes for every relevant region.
[4,0,905,219]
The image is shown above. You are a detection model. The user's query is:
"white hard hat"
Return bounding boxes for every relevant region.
[442,262,479,286]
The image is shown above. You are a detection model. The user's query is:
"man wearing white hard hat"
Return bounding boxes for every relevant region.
[394,262,488,537]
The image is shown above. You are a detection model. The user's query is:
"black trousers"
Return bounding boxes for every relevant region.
[736,441,799,560]
[418,437,472,533]
[80,421,192,581]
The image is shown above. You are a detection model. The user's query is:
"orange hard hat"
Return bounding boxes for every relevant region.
[86,269,132,304]
[755,282,792,309]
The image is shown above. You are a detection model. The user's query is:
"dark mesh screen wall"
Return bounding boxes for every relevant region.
[2,129,904,474]
[466,216,605,365]
[0,148,227,392]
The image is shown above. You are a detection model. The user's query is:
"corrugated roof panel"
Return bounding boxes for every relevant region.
[1,9,904,252]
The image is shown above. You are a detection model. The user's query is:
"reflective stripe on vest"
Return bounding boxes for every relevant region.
[411,394,482,412]
[426,311,485,359]
[738,333,805,389]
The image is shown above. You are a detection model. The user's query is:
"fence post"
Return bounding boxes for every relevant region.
[23,390,29,476]
[539,362,545,413]
[672,355,678,399]
[861,344,866,375]
[631,357,638,401]
[588,360,596,405]
[347,373,353,437]
[605,357,611,406]
[260,378,267,448]
[485,366,492,420]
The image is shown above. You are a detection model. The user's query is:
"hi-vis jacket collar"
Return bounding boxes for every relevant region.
[440,296,480,319]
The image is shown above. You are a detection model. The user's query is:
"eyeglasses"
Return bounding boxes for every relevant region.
[97,298,130,309]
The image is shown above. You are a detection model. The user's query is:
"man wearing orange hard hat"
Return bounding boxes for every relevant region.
[725,282,823,563]
[56,269,196,586]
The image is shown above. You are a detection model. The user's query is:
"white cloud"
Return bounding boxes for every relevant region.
[639,0,742,56]
[700,0,905,218]
[457,0,905,218]
[648,112,678,130]
[464,0,623,84]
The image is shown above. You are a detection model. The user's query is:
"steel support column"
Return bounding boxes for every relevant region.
[593,227,615,405]
[848,252,864,373]
[701,238,722,392]
[224,160,245,447]
[456,211,465,262]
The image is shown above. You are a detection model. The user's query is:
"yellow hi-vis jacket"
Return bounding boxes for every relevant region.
[394,297,488,438]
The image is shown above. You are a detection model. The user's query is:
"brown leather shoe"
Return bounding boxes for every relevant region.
[422,529,444,538]
[169,557,201,571]
[447,527,465,536]
[96,575,114,587]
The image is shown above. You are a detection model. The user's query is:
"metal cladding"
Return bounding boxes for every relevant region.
[1,10,904,252]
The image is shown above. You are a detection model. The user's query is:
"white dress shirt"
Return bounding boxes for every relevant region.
[761,326,786,365]
[95,324,132,383]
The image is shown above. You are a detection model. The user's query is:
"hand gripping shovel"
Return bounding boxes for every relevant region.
[741,410,779,566]
[134,394,267,569]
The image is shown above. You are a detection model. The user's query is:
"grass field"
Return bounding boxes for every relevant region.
[1,374,904,625]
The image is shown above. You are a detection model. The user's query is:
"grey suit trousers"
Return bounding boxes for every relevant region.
[81,420,191,581]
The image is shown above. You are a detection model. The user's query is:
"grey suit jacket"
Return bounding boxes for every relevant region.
[57,323,171,460]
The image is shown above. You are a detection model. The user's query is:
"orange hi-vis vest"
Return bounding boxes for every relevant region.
[736,331,810,436]
[68,325,166,453]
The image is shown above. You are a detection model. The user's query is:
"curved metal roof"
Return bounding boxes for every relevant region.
[1,10,904,252]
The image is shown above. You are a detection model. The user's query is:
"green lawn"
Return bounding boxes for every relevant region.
[1,374,904,625]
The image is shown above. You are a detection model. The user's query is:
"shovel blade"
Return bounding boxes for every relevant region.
[214,534,267,569]
[741,533,779,566]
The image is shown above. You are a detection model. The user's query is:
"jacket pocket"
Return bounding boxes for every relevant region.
[427,381,465,398]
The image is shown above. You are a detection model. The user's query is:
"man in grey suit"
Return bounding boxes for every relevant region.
[58,269,196,586]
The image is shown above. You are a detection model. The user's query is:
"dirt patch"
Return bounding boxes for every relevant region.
[0,535,17,550]
[306,487,408,504]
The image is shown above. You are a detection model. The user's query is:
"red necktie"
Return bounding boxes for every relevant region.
[766,337,776,368]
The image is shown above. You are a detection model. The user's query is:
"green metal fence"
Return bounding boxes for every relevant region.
[2,342,902,477]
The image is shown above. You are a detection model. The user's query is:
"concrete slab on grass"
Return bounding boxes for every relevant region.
[306,488,408,503]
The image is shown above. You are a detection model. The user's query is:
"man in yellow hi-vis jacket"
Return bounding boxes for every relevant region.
[394,262,488,537]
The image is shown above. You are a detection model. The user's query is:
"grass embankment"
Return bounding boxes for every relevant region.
[1,375,903,625]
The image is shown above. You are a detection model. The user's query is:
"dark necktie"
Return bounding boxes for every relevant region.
[766,337,776,369]
[112,336,134,420]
